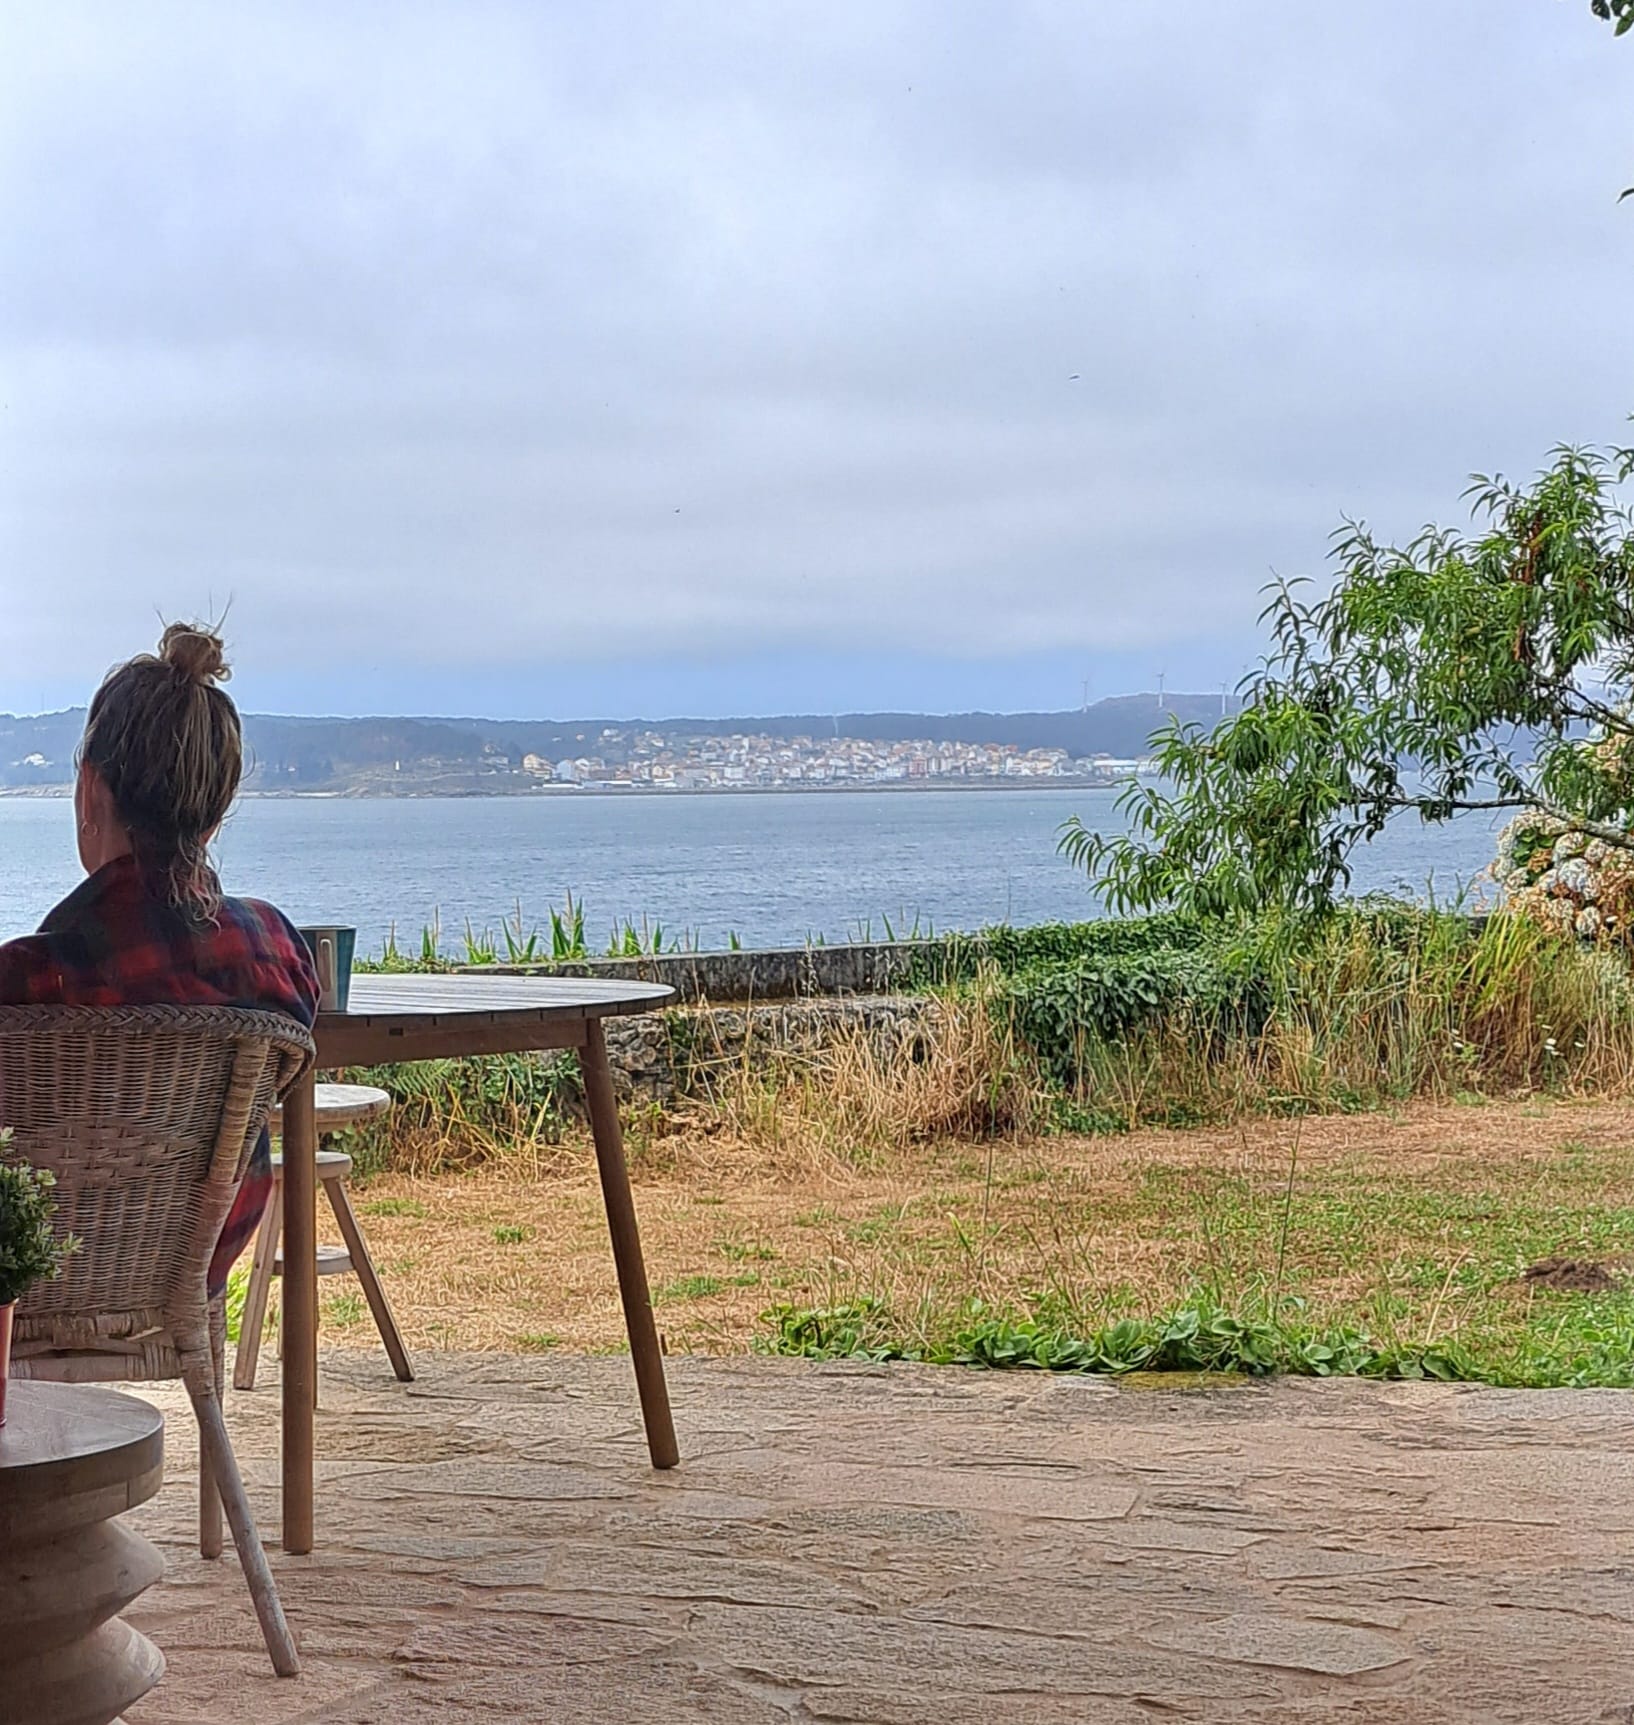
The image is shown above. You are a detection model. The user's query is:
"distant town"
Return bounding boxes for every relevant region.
[0,695,1221,796]
[512,731,1139,791]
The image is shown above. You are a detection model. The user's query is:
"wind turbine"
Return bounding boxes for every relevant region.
[1155,670,1166,711]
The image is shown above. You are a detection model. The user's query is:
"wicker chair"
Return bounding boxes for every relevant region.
[0,1005,315,1679]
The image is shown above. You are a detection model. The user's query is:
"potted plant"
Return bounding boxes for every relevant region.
[0,1130,77,1427]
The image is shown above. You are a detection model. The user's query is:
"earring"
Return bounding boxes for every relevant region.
[80,821,98,839]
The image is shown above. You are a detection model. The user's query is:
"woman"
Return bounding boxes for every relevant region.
[0,623,319,1296]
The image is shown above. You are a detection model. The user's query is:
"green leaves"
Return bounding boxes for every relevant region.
[0,1134,77,1307]
[992,945,1266,1090]
[760,1292,1479,1384]
[1061,442,1634,919]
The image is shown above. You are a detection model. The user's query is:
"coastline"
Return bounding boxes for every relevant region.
[0,776,1131,802]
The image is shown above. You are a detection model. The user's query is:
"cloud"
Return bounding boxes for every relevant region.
[1,0,1629,715]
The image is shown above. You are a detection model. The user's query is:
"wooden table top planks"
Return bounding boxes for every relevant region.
[329,972,673,1021]
[314,973,674,1065]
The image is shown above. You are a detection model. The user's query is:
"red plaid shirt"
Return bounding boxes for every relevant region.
[0,855,319,1294]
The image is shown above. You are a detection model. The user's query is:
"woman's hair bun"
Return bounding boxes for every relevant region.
[158,622,230,685]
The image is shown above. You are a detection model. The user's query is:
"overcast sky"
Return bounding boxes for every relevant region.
[2,3,1630,720]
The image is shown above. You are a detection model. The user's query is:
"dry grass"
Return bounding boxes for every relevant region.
[283,1093,1634,1359]
[649,994,1047,1180]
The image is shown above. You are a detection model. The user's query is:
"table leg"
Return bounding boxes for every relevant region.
[280,1068,318,1553]
[580,1019,679,1469]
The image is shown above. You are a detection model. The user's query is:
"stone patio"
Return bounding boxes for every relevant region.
[120,1352,1634,1723]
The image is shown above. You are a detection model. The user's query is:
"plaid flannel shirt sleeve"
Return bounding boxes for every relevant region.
[0,936,67,1003]
[1,871,322,1294]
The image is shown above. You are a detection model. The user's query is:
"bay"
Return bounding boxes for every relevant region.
[0,788,1504,955]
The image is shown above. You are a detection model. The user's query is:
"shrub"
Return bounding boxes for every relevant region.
[0,1135,77,1305]
[971,902,1634,1132]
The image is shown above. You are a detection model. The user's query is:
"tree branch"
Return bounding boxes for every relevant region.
[1541,680,1634,737]
[1375,792,1634,851]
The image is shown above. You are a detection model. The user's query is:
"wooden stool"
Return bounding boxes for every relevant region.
[0,1383,166,1725]
[232,1083,414,1391]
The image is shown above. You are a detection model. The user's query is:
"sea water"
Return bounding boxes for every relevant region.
[0,788,1503,954]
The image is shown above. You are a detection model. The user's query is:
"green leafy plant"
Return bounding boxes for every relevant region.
[223,1260,249,1344]
[759,1293,1476,1384]
[501,903,543,963]
[461,919,499,965]
[1062,444,1634,920]
[0,1137,78,1306]
[608,914,666,957]
[361,916,453,974]
[550,891,588,960]
[222,1258,277,1346]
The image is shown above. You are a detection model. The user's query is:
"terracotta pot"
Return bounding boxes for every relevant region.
[0,1301,13,1428]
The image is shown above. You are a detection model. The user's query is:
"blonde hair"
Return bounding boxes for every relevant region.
[82,623,242,918]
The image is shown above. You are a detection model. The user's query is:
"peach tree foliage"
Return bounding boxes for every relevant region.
[1589,0,1634,199]
[1062,4,1631,919]
[1061,444,1634,918]
[1593,0,1634,38]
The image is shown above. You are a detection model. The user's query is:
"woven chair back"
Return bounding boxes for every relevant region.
[0,1006,313,1325]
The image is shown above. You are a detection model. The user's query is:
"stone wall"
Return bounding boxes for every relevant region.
[447,937,960,1102]
[460,939,962,1004]
[599,993,939,1103]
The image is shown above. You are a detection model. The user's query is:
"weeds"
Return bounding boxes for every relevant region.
[514,1331,561,1352]
[657,1274,726,1302]
[297,1093,1634,1380]
[360,1196,428,1219]
[224,1260,251,1345]
[338,1051,580,1177]
[689,995,1048,1173]
[323,1291,365,1327]
[344,903,1634,1216]
[760,1292,1475,1382]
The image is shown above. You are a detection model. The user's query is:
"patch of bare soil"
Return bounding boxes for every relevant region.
[1522,1256,1624,1294]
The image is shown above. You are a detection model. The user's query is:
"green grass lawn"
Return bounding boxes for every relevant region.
[249,1096,1634,1385]
[761,1113,1634,1386]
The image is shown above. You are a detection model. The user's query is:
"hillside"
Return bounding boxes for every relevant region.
[0,694,1230,792]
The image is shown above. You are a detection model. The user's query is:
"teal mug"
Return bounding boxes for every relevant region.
[297,926,356,1012]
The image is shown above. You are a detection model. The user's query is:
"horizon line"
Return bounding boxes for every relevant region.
[2,690,1240,727]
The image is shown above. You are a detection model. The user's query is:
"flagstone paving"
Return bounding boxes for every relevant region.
[119,1353,1634,1723]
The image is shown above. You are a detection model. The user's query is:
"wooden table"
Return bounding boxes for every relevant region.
[0,1382,166,1725]
[280,973,677,1554]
